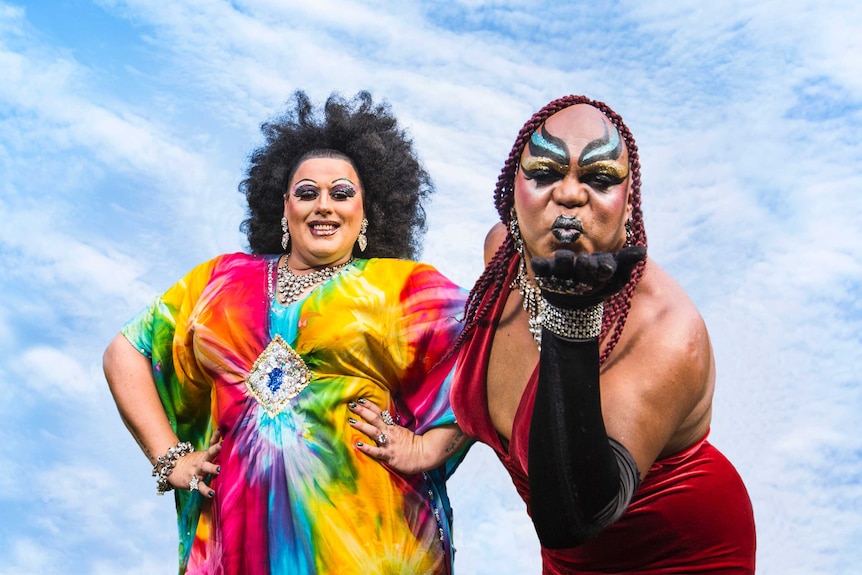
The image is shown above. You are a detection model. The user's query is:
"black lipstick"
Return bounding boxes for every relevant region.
[551,214,583,244]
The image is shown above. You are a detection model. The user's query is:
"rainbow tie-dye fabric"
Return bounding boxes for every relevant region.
[122,254,467,575]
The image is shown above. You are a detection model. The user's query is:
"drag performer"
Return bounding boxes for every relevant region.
[104,91,467,575]
[351,95,756,574]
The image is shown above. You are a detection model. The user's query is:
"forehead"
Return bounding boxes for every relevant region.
[290,157,360,183]
[524,104,628,162]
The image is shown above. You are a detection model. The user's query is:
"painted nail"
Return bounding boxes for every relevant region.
[348,418,357,424]
[216,466,221,473]
[348,401,357,408]
[356,442,364,447]
[208,490,215,497]
[357,398,366,404]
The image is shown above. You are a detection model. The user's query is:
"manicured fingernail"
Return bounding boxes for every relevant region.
[216,466,221,473]
[357,398,366,404]
[348,401,357,408]
[356,441,364,447]
[208,490,215,497]
[348,418,357,424]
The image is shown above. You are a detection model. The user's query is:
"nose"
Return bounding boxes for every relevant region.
[314,191,333,214]
[551,175,588,208]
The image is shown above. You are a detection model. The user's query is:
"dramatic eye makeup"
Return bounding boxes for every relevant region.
[577,120,629,182]
[520,125,570,180]
[330,182,357,199]
[519,118,629,186]
[292,182,319,199]
[291,179,358,200]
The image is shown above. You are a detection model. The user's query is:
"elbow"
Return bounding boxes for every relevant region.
[535,520,602,550]
[102,335,124,384]
[533,494,627,549]
[103,333,146,390]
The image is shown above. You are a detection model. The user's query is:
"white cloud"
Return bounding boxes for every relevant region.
[1,0,860,573]
[15,346,97,399]
[0,539,63,575]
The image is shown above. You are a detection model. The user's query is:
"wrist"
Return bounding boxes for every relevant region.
[152,441,195,495]
[542,301,603,340]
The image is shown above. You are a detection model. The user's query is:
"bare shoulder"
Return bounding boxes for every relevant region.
[623,259,709,356]
[484,222,507,264]
[618,260,713,397]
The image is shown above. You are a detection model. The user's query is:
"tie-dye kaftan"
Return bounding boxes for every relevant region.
[122,253,467,575]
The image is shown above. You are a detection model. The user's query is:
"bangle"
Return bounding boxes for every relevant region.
[542,302,603,340]
[152,441,195,495]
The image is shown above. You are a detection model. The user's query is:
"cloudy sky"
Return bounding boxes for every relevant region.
[1,0,860,573]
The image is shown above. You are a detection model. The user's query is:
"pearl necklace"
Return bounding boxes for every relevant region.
[277,255,353,305]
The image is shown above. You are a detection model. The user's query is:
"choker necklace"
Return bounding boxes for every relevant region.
[511,257,546,349]
[511,256,606,350]
[277,255,353,305]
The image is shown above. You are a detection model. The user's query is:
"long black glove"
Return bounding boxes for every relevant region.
[527,247,645,549]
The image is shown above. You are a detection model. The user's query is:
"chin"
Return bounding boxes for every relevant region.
[552,239,587,254]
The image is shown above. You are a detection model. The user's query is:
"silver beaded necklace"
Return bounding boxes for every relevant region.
[511,257,546,350]
[277,254,353,305]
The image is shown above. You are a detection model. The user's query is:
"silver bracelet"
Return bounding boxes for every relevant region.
[152,441,195,495]
[542,302,603,340]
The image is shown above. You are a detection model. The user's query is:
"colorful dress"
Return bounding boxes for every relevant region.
[122,253,467,575]
[450,254,756,574]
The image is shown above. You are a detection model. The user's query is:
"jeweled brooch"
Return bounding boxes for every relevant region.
[245,334,310,417]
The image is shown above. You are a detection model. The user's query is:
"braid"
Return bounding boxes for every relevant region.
[451,234,516,352]
[461,95,648,365]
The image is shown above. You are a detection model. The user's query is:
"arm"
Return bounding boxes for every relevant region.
[103,333,221,496]
[529,328,639,547]
[349,399,468,474]
[527,251,712,549]
[527,248,644,548]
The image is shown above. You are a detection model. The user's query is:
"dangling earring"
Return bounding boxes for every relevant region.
[625,218,633,246]
[509,208,525,258]
[281,217,290,251]
[357,218,368,252]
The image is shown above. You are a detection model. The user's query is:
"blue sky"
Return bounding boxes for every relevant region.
[1,1,860,573]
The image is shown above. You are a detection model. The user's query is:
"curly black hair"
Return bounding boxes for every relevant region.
[239,91,434,259]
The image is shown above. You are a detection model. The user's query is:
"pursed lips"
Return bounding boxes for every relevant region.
[551,214,583,244]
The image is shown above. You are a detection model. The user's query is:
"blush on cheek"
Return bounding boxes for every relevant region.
[601,187,632,225]
[513,178,546,213]
[593,190,630,247]
[608,188,628,210]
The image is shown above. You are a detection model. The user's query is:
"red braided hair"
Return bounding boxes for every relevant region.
[454,95,647,365]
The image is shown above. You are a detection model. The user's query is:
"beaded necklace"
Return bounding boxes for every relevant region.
[277,254,353,305]
[511,257,546,349]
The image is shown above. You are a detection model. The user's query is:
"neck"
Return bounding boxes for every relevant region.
[285,252,353,274]
[276,253,354,305]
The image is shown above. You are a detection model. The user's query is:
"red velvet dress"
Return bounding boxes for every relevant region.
[450,256,756,574]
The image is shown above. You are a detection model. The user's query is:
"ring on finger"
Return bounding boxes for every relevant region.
[380,410,395,426]
[377,433,388,445]
[189,475,200,492]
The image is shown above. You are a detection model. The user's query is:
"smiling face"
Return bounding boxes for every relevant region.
[513,104,632,264]
[283,156,365,269]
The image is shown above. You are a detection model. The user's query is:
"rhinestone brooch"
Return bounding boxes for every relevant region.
[245,335,310,417]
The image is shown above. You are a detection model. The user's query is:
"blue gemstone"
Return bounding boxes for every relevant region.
[267,367,284,392]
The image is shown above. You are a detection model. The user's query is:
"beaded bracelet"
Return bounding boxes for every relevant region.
[152,441,195,495]
[542,302,603,340]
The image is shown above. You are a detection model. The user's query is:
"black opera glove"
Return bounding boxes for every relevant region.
[526,246,644,549]
[531,246,646,310]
